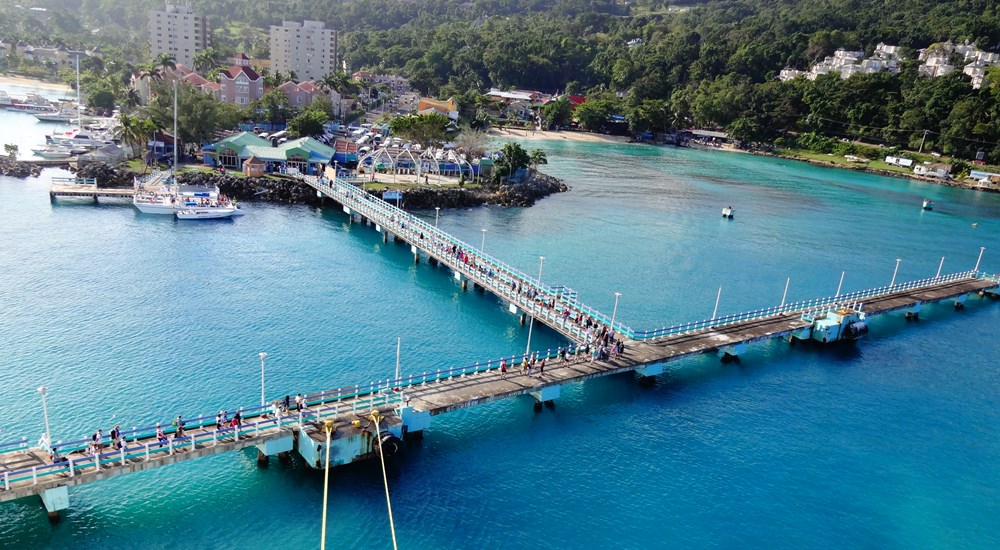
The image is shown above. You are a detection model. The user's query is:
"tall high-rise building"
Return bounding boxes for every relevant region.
[148,4,211,68]
[269,20,338,82]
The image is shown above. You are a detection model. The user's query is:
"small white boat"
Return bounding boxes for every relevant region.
[176,205,243,219]
[34,109,78,123]
[31,147,73,159]
[722,206,735,219]
[922,199,933,211]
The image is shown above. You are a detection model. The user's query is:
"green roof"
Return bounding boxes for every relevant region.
[217,135,335,163]
[214,131,270,152]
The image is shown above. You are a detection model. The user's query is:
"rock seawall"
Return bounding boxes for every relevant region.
[67,163,571,208]
[0,157,42,178]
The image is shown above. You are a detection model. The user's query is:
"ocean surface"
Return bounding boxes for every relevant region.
[0,141,998,548]
[0,83,76,160]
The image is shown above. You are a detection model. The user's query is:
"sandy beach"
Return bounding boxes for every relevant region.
[489,128,630,144]
[0,73,72,93]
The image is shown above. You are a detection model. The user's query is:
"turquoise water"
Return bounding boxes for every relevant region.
[1,143,998,548]
[0,84,76,160]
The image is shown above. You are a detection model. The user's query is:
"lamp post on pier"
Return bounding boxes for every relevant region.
[37,386,51,445]
[890,258,901,287]
[259,352,267,407]
[320,420,334,550]
[610,292,621,333]
[525,256,545,354]
[480,228,487,253]
[435,207,440,227]
[974,246,985,272]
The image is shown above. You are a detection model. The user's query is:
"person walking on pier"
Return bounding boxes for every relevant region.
[110,424,121,444]
[156,424,168,446]
[215,412,223,431]
[538,357,546,375]
[283,395,291,413]
[500,359,508,379]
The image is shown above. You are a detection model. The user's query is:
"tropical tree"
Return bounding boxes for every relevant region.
[287,109,329,138]
[4,144,18,158]
[495,141,530,184]
[250,90,292,125]
[153,53,176,75]
[541,97,573,130]
[389,112,450,148]
[454,129,489,182]
[528,149,547,176]
[193,48,223,74]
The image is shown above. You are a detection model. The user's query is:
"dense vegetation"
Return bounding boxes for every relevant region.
[2,0,999,160]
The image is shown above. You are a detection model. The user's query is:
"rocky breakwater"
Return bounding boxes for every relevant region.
[0,156,42,178]
[401,172,569,209]
[75,163,134,187]
[177,171,321,205]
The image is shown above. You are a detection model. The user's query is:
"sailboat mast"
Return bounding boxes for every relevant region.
[173,80,178,176]
[75,56,81,128]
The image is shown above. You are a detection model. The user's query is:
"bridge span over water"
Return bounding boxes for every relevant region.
[2,170,998,518]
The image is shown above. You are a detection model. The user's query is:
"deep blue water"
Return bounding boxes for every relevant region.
[1,143,998,548]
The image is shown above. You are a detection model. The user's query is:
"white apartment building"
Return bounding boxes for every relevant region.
[148,4,210,68]
[269,20,338,82]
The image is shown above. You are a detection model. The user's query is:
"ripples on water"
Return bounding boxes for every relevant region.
[0,141,998,547]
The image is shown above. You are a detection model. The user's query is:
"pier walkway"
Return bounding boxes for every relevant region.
[49,177,133,203]
[2,170,998,516]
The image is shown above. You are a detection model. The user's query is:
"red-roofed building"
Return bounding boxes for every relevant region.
[219,54,263,106]
[565,95,587,108]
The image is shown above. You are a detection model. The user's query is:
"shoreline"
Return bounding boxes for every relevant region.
[754,150,999,193]
[0,73,72,93]
[488,128,629,144]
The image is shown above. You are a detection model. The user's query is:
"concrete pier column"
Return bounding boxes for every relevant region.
[461,279,468,291]
[256,434,294,468]
[400,406,431,440]
[954,293,968,310]
[40,486,69,521]
[718,342,747,363]
[530,385,561,412]
[429,257,439,267]
[520,313,527,326]
[383,231,389,243]
[635,363,664,386]
[257,449,269,467]
[904,302,922,321]
[412,245,419,264]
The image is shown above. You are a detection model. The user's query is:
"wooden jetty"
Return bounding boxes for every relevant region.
[2,170,998,518]
[49,177,133,203]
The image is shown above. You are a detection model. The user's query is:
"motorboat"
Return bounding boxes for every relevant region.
[0,91,56,113]
[31,146,74,159]
[46,129,114,149]
[722,206,735,219]
[922,198,933,211]
[176,205,244,219]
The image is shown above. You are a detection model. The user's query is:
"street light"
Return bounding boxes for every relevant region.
[259,352,267,407]
[435,207,440,227]
[610,292,621,333]
[525,256,545,354]
[890,258,902,287]
[37,386,51,445]
[320,420,334,550]
[480,228,487,253]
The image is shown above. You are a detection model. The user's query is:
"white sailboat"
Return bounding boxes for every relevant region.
[134,82,240,217]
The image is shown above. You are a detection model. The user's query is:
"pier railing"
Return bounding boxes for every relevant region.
[302,174,628,340]
[0,390,404,492]
[302,174,993,346]
[626,269,982,341]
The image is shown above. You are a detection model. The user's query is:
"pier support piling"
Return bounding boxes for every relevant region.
[530,385,560,411]
[257,449,269,467]
[39,486,69,521]
[520,313,527,326]
[718,343,747,363]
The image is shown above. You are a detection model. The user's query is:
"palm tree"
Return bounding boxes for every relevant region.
[192,48,221,74]
[528,149,548,177]
[153,53,176,79]
[115,113,159,169]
